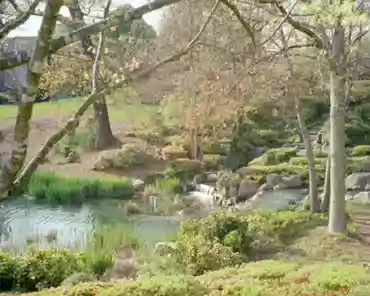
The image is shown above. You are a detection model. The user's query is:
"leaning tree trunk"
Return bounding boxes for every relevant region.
[328,25,347,234]
[321,157,330,212]
[91,0,117,150]
[295,97,320,212]
[93,95,117,150]
[0,0,62,199]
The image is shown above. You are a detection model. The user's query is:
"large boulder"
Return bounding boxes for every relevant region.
[281,175,303,188]
[266,173,282,187]
[237,178,259,202]
[345,172,370,191]
[353,191,370,202]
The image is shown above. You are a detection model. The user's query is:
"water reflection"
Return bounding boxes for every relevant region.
[0,198,179,253]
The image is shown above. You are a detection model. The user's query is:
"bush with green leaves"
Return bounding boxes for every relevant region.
[20,275,208,296]
[25,172,134,205]
[203,154,226,170]
[249,147,298,166]
[94,143,155,171]
[239,163,320,184]
[16,249,84,291]
[55,127,96,155]
[176,212,250,275]
[174,210,325,276]
[351,145,370,157]
[0,252,18,291]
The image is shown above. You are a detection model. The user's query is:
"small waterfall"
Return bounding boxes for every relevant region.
[195,184,217,196]
[185,184,219,208]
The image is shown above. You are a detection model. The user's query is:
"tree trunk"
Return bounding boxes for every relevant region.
[328,25,347,234]
[321,157,330,212]
[0,0,62,198]
[91,0,117,150]
[295,97,320,212]
[93,95,117,150]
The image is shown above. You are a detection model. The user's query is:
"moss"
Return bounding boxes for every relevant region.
[23,172,134,205]
[239,163,317,183]
[248,147,298,166]
[351,145,370,157]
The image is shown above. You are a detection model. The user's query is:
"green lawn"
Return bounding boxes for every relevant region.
[0,98,159,126]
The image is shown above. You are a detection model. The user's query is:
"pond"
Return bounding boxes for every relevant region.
[0,198,180,253]
[0,188,306,253]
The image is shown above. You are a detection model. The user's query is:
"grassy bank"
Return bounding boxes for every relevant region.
[21,172,134,205]
[0,98,158,124]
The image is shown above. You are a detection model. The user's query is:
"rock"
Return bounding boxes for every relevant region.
[154,242,178,256]
[345,193,354,201]
[206,173,218,183]
[101,246,137,281]
[249,191,264,202]
[274,183,288,190]
[237,178,259,201]
[250,147,268,159]
[193,173,207,185]
[65,150,80,163]
[259,183,273,192]
[132,179,145,190]
[345,173,370,191]
[266,173,282,187]
[281,175,302,188]
[353,191,370,202]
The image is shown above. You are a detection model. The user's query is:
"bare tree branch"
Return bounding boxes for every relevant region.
[1,0,63,198]
[14,0,221,187]
[0,0,42,39]
[0,0,182,71]
[271,0,325,49]
[256,0,298,48]
[219,0,255,48]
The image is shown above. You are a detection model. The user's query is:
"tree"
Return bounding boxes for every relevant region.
[8,0,220,194]
[0,0,183,199]
[220,0,369,233]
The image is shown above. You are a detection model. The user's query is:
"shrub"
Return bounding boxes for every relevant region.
[161,145,188,160]
[0,252,18,291]
[256,129,281,146]
[239,164,320,183]
[248,147,298,166]
[168,158,203,175]
[352,145,370,157]
[17,249,84,291]
[61,273,96,286]
[175,210,325,276]
[314,149,328,158]
[25,173,134,205]
[176,212,251,275]
[199,260,370,296]
[289,157,326,167]
[94,144,155,171]
[55,127,96,155]
[81,252,114,277]
[27,275,208,296]
[203,154,226,170]
[202,138,227,155]
[122,200,143,215]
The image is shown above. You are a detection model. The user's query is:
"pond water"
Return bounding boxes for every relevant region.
[0,189,306,253]
[0,198,180,253]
